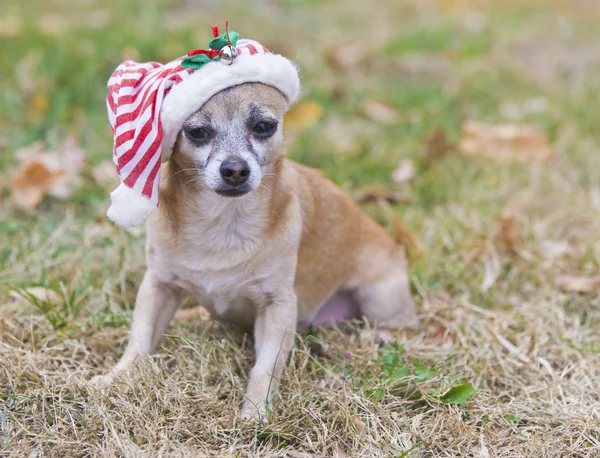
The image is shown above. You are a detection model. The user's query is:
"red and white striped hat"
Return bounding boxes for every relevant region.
[106,24,300,227]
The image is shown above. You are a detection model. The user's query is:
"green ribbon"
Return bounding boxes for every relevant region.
[208,31,239,50]
[181,30,238,70]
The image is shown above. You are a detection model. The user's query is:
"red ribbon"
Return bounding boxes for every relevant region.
[187,48,221,59]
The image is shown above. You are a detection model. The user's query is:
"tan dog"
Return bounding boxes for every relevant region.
[93,82,418,420]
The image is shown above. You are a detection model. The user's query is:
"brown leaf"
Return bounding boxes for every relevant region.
[392,217,422,260]
[354,186,412,205]
[322,43,371,71]
[11,138,85,210]
[495,207,523,249]
[11,158,67,210]
[422,128,453,166]
[362,100,398,124]
[458,120,553,164]
[392,159,416,184]
[554,275,600,293]
[284,100,324,132]
[430,323,456,344]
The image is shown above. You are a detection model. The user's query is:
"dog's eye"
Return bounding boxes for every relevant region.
[185,127,211,142]
[253,122,276,137]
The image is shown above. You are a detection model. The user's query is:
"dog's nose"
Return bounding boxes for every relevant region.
[220,159,250,186]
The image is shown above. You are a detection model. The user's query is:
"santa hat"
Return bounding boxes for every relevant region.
[106,23,300,228]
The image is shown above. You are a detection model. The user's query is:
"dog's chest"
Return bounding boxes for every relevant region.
[150,200,272,316]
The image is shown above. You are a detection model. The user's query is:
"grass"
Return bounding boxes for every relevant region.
[1,0,600,456]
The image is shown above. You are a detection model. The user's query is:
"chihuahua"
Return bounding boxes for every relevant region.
[92,82,418,420]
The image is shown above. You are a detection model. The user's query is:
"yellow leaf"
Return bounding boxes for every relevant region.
[459,120,553,164]
[284,100,324,132]
[28,93,49,118]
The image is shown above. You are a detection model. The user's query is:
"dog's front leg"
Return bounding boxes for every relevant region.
[91,270,181,386]
[240,289,297,421]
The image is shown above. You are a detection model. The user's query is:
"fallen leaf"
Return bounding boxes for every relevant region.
[28,93,49,118]
[321,43,371,71]
[440,383,476,404]
[10,287,61,303]
[430,323,456,344]
[554,275,600,293]
[458,120,553,164]
[11,138,85,210]
[392,159,416,184]
[284,100,324,132]
[481,244,501,292]
[495,207,523,250]
[392,217,422,260]
[11,158,67,210]
[422,128,453,167]
[354,186,412,205]
[362,100,398,124]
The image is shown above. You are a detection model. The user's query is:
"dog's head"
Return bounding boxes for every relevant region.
[174,82,289,197]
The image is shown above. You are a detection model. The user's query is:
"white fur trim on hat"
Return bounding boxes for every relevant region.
[160,50,300,161]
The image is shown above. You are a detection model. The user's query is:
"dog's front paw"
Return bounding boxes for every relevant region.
[240,401,269,422]
[89,373,115,388]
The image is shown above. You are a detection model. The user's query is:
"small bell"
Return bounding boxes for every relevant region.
[219,45,238,65]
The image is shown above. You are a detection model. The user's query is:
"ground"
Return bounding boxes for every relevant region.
[1,0,600,456]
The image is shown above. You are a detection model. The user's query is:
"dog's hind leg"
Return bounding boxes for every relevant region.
[354,253,419,330]
[90,270,181,386]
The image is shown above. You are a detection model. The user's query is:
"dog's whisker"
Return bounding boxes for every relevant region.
[167,167,201,179]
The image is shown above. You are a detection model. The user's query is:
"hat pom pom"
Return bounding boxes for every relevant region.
[107,183,156,228]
